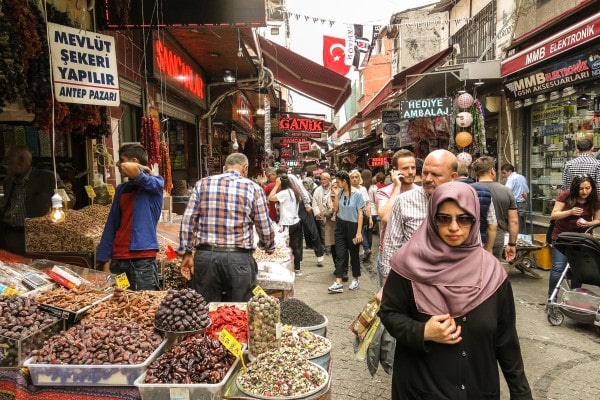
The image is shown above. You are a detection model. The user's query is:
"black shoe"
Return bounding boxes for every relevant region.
[342,274,349,282]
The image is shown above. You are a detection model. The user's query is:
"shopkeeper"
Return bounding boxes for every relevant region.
[178,153,275,302]
[0,144,76,255]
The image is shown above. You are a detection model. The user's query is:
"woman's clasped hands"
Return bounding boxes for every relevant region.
[424,314,462,344]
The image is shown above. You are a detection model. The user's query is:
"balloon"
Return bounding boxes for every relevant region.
[455,131,473,148]
[456,93,474,109]
[457,152,473,166]
[456,112,473,127]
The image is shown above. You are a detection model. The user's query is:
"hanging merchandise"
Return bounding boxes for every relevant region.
[455,131,473,148]
[159,141,173,195]
[456,93,474,109]
[141,115,161,167]
[473,100,486,155]
[455,112,473,128]
[434,115,450,136]
[457,151,473,166]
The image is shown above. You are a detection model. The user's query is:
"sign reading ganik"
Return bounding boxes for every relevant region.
[49,23,120,106]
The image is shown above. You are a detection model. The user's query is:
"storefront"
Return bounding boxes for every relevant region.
[501,11,600,226]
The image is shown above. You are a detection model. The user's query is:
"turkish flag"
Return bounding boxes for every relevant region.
[323,36,350,76]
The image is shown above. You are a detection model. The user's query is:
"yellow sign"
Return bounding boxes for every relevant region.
[218,328,246,370]
[115,273,130,290]
[252,285,267,297]
[84,185,97,199]
[106,184,115,197]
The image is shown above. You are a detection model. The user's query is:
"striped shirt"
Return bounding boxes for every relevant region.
[562,154,600,195]
[178,170,275,254]
[380,185,429,278]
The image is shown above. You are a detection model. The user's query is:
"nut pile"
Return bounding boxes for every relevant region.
[35,286,109,312]
[248,293,280,357]
[77,204,110,222]
[144,336,236,384]
[154,288,210,332]
[31,320,163,365]
[84,288,166,331]
[0,296,61,367]
[25,210,105,252]
[161,260,188,290]
[253,246,291,262]
[237,348,327,398]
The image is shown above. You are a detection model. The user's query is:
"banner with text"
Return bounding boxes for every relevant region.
[49,23,120,106]
[399,97,452,119]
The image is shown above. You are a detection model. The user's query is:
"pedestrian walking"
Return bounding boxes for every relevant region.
[379,181,532,400]
[328,171,364,293]
[349,169,373,262]
[312,172,336,263]
[178,153,275,302]
[97,143,164,291]
[501,163,530,234]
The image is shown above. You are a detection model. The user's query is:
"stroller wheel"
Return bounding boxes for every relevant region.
[521,257,532,269]
[547,308,564,326]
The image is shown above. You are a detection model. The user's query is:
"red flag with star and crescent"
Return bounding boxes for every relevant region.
[323,35,350,76]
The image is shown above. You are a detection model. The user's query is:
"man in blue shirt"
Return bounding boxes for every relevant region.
[501,163,529,234]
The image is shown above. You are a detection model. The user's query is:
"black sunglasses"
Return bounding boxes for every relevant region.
[434,213,476,227]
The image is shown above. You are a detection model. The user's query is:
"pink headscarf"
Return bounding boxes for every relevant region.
[390,182,507,317]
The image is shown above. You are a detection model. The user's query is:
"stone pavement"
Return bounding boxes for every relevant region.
[292,235,600,400]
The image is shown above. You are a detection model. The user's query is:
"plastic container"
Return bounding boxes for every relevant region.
[24,338,167,386]
[0,318,63,368]
[134,355,240,400]
[37,292,113,325]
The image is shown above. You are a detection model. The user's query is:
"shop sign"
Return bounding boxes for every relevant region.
[233,93,253,130]
[278,117,324,132]
[502,12,600,76]
[381,110,401,123]
[286,159,301,167]
[399,97,452,119]
[367,157,390,167]
[48,23,120,106]
[282,137,311,144]
[288,131,323,138]
[383,134,400,150]
[154,38,205,101]
[298,142,311,153]
[504,49,600,99]
[382,123,401,135]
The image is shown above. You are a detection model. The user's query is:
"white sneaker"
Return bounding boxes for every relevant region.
[295,270,303,276]
[317,256,324,267]
[349,280,360,290]
[328,282,343,293]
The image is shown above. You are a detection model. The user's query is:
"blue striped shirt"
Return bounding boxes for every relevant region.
[178,171,275,254]
[505,172,529,203]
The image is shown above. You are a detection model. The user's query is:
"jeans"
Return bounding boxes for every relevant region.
[548,244,581,299]
[110,258,160,291]
[517,202,529,234]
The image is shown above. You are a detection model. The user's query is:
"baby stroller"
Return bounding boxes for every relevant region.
[547,224,600,331]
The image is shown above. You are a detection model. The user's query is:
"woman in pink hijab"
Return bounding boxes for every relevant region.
[379,182,531,400]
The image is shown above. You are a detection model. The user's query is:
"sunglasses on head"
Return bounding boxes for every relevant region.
[434,213,476,227]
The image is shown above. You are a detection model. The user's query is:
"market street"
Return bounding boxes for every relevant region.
[294,235,600,400]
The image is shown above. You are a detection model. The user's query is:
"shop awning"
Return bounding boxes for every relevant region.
[257,36,351,113]
[326,134,380,157]
[358,47,454,120]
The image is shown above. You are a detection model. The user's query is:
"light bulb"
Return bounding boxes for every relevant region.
[49,193,65,223]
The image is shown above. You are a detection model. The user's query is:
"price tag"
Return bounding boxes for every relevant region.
[115,273,130,290]
[252,285,267,297]
[169,388,190,400]
[218,329,246,371]
[105,184,115,198]
[84,185,96,204]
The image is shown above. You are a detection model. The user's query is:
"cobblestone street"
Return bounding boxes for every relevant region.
[294,235,600,399]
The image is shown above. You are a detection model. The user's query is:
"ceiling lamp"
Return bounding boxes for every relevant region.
[223,70,236,83]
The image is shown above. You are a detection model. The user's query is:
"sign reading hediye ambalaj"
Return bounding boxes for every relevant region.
[49,23,120,106]
[399,98,452,119]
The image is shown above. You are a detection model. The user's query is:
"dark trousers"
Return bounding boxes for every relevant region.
[286,221,303,270]
[362,215,374,252]
[110,258,160,291]
[334,218,361,279]
[299,207,324,257]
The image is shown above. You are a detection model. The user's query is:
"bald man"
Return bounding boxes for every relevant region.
[378,150,458,298]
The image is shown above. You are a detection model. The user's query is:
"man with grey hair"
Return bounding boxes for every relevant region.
[378,149,459,300]
[178,153,275,302]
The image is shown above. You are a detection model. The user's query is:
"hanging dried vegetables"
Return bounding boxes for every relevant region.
[159,140,173,194]
[141,115,161,166]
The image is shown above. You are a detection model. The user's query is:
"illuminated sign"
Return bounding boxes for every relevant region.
[279,117,324,132]
[154,39,205,101]
[233,93,253,129]
[367,157,390,167]
[282,137,310,144]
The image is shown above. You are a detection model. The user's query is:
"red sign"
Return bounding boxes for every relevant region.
[282,137,311,144]
[367,157,390,167]
[298,142,311,153]
[154,39,204,100]
[501,12,600,76]
[279,117,324,132]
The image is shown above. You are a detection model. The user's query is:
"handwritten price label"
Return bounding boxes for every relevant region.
[115,273,130,290]
[105,184,115,197]
[84,185,96,201]
[252,285,267,297]
[218,329,246,371]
